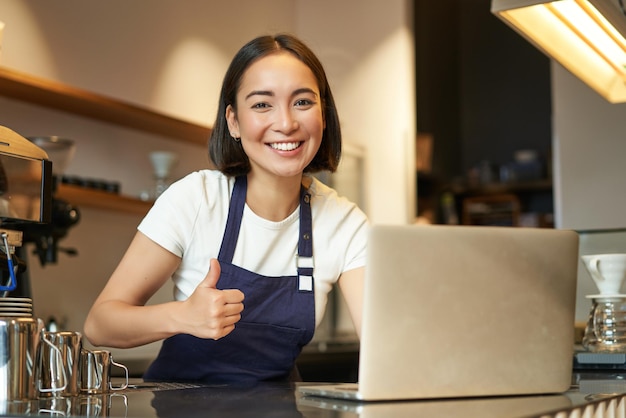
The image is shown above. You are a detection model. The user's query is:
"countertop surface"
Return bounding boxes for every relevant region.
[3,374,626,417]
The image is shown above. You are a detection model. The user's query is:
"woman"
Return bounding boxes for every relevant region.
[84,33,368,383]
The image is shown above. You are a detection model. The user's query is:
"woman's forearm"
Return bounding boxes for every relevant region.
[84,299,184,348]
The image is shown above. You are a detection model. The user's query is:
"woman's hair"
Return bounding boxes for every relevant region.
[209,33,342,176]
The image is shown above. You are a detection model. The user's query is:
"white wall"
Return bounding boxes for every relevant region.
[295,1,416,223]
[552,62,626,322]
[0,1,415,361]
[552,64,626,231]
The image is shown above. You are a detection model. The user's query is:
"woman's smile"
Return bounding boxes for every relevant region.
[268,141,303,151]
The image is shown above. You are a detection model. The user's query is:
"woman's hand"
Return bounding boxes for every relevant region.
[180,258,245,340]
[84,233,244,349]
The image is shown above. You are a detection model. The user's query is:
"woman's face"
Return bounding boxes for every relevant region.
[226,52,324,180]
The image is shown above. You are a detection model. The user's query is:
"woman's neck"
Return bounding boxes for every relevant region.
[245,173,307,221]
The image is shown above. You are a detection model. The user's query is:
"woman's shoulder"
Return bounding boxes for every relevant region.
[308,175,352,206]
[167,170,233,197]
[176,169,233,187]
[307,175,335,198]
[307,175,367,221]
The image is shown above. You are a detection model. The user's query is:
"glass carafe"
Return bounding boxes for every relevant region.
[582,296,626,352]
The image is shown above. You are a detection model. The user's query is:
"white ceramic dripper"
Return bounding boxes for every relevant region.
[581,254,626,296]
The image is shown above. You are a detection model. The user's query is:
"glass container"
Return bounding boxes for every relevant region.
[582,296,626,352]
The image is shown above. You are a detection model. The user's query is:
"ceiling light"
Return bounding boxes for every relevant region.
[492,0,626,103]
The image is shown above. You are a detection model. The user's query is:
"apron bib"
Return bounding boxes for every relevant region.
[144,176,316,383]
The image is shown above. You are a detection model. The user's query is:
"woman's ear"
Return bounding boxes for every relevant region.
[226,105,240,138]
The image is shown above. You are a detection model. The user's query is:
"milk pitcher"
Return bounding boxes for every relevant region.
[36,331,83,397]
[0,317,44,401]
[80,349,129,394]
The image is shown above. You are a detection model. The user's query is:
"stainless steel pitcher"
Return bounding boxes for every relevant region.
[80,349,129,394]
[36,330,82,397]
[0,316,44,401]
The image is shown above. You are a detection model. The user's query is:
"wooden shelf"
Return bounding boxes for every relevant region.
[450,179,553,196]
[462,194,521,227]
[56,184,153,216]
[0,66,212,146]
[0,66,214,215]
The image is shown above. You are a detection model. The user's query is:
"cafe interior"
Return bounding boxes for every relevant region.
[1,0,626,416]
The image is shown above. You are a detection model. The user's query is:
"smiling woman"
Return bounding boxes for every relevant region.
[209,34,342,179]
[83,33,369,384]
[226,52,325,183]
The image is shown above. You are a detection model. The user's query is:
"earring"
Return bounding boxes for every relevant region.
[231,134,240,142]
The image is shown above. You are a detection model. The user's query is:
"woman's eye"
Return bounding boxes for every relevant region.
[294,98,315,107]
[252,102,271,110]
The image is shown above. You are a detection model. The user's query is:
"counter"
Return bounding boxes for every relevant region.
[2,373,626,417]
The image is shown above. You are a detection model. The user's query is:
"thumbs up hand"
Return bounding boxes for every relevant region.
[198,257,224,289]
[181,258,244,340]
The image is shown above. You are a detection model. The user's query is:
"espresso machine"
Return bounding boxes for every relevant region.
[0,125,79,298]
[0,126,52,293]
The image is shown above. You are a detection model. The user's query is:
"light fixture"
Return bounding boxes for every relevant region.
[492,0,626,103]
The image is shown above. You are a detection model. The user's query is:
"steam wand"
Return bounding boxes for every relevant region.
[0,233,16,296]
[0,233,16,292]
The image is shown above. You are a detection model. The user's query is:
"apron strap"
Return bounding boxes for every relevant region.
[217,175,247,263]
[297,187,314,292]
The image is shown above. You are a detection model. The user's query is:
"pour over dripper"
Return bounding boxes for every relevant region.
[581,254,626,352]
[582,254,626,296]
[149,151,178,199]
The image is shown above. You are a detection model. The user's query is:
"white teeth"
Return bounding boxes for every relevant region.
[270,142,300,151]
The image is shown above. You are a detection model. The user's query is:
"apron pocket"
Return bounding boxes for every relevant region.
[222,321,306,371]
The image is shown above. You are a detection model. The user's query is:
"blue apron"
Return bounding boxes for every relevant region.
[144,175,316,383]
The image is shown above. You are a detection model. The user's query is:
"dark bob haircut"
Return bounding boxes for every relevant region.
[208,33,342,176]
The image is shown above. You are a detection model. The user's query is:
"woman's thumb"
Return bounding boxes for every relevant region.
[200,258,221,289]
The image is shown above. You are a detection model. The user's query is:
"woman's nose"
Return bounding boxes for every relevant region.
[273,108,299,134]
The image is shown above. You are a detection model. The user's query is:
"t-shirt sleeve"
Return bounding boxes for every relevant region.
[137,172,203,257]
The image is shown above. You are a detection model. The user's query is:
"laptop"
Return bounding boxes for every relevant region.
[297,392,573,417]
[298,224,579,401]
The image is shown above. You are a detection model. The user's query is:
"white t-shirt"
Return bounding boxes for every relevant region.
[138,170,368,327]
